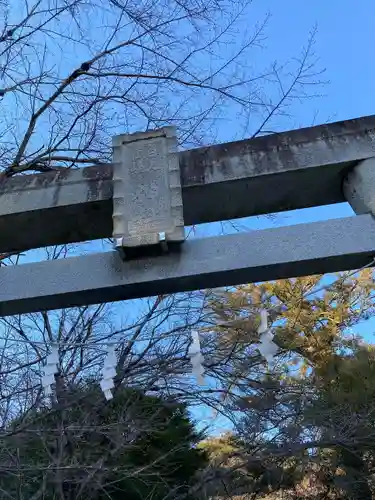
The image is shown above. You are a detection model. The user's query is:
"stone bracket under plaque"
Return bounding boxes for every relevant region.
[112,127,184,259]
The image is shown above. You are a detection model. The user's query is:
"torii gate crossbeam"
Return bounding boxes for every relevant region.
[1,114,375,254]
[0,116,375,316]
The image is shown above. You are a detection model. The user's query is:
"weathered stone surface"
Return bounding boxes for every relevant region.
[1,114,375,252]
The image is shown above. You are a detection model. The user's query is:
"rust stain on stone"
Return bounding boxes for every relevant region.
[0,164,115,206]
[179,115,375,186]
[82,164,113,202]
[82,163,113,181]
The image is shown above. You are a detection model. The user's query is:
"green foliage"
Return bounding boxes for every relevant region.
[0,384,207,499]
[205,271,375,499]
[198,433,303,498]
[199,432,239,463]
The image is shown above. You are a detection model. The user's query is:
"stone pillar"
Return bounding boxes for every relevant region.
[343,158,375,216]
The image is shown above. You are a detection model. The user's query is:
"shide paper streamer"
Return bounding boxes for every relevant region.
[41,310,277,399]
[100,344,117,401]
[42,343,118,401]
[42,344,59,397]
[257,309,278,364]
[188,331,206,385]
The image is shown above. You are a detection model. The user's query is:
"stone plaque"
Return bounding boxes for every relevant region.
[112,127,184,248]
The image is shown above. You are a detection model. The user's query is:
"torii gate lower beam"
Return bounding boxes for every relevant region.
[0,214,374,317]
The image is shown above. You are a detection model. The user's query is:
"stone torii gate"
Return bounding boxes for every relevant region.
[0,115,375,317]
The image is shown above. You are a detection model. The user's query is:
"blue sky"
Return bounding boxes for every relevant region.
[246,0,375,125]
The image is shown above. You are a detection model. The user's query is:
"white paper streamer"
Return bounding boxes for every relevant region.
[259,309,268,333]
[100,345,117,400]
[188,331,206,385]
[257,309,278,364]
[42,344,59,396]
